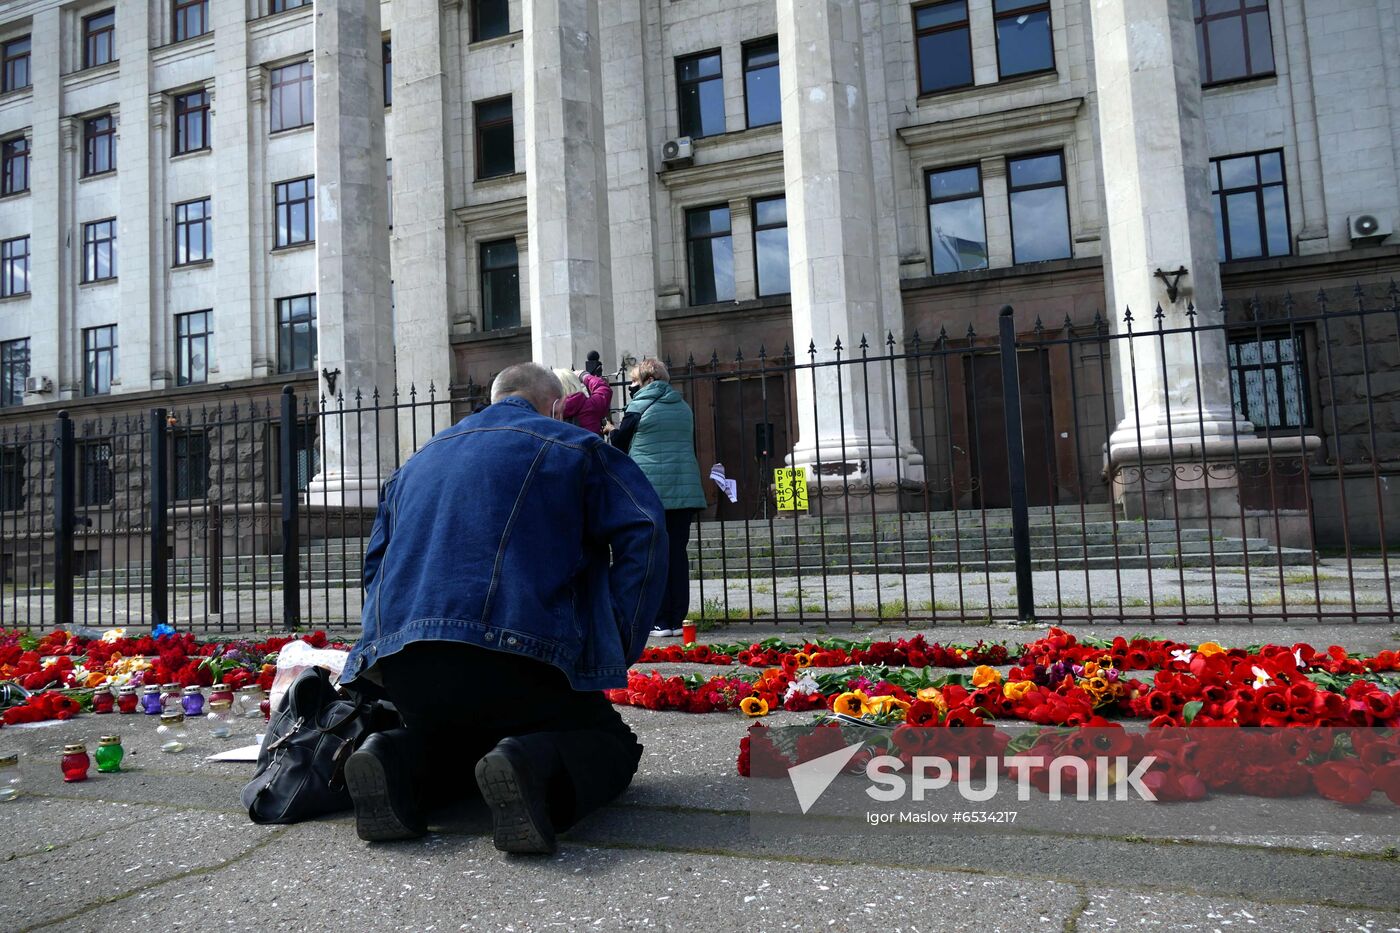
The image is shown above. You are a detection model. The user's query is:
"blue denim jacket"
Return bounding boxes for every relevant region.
[340,396,668,691]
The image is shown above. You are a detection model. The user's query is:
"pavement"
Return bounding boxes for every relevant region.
[2,621,1400,932]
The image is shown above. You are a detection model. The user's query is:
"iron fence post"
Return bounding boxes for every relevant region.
[998,306,1036,622]
[280,386,301,628]
[150,409,170,628]
[53,411,75,629]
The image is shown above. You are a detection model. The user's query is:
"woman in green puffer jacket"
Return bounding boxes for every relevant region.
[606,358,707,639]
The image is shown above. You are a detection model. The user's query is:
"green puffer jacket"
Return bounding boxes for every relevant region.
[624,381,708,510]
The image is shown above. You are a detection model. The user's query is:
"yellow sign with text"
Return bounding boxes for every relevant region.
[773,467,809,512]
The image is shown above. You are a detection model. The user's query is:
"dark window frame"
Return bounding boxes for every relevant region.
[742,36,780,129]
[2,36,30,93]
[382,39,391,107]
[0,445,24,510]
[175,309,212,386]
[478,238,521,331]
[2,134,29,195]
[1194,0,1275,87]
[469,0,511,43]
[925,163,989,274]
[82,9,116,70]
[82,324,117,396]
[173,197,212,266]
[77,439,114,507]
[1210,149,1291,263]
[685,203,735,307]
[277,294,317,373]
[1,235,29,297]
[173,88,210,155]
[265,419,320,498]
[1006,149,1072,265]
[83,113,116,177]
[992,0,1056,81]
[0,337,28,408]
[676,49,724,140]
[913,1,975,96]
[171,428,209,501]
[173,0,208,42]
[751,194,790,298]
[1227,327,1311,430]
[269,0,312,13]
[273,176,315,248]
[473,95,515,180]
[82,218,117,283]
[269,60,314,133]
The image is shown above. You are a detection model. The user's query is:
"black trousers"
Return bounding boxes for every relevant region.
[377,642,642,831]
[656,508,695,630]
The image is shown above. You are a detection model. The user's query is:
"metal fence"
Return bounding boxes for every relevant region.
[0,287,1396,633]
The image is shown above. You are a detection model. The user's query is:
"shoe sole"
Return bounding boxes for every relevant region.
[475,748,557,855]
[344,749,425,842]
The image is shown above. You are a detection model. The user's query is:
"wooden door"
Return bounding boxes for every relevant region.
[964,348,1055,508]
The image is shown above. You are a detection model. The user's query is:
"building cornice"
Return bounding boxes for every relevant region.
[61,61,120,96]
[453,195,527,228]
[897,97,1084,159]
[657,149,784,198]
[151,32,216,70]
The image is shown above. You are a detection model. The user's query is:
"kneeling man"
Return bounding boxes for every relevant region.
[340,363,667,853]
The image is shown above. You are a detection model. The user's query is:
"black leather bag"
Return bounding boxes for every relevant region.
[240,666,392,824]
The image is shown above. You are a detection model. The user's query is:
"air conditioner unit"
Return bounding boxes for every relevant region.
[1348,213,1393,243]
[24,375,52,395]
[661,136,693,165]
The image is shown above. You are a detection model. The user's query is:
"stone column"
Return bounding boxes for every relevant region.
[310,0,396,507]
[26,8,62,403]
[390,0,456,406]
[117,9,154,394]
[212,0,256,382]
[777,0,922,511]
[523,0,617,371]
[1090,0,1316,539]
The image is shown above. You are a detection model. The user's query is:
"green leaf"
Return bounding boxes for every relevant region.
[1182,700,1203,724]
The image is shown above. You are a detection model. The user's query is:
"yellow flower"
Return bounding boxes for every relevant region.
[1081,661,1101,678]
[1087,675,1109,694]
[971,665,1003,688]
[739,696,769,717]
[1003,680,1034,701]
[832,691,871,717]
[916,687,948,712]
[794,652,813,668]
[1196,641,1225,657]
[867,696,910,715]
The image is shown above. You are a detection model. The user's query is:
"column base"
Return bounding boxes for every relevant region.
[305,472,386,510]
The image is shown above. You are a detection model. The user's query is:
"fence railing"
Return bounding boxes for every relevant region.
[0,286,1395,633]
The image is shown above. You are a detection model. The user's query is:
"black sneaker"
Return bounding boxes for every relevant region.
[474,737,558,855]
[344,729,427,842]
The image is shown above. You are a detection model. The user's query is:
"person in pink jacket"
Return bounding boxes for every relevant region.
[555,365,613,435]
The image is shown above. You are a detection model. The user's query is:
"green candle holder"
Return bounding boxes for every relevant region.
[94,735,124,773]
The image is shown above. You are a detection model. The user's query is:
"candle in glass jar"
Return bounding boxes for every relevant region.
[0,752,20,801]
[117,684,139,714]
[61,744,90,782]
[92,687,115,714]
[160,683,182,712]
[140,684,163,715]
[157,712,187,753]
[236,685,265,720]
[206,698,233,738]
[94,735,124,773]
[209,683,234,705]
[180,685,205,717]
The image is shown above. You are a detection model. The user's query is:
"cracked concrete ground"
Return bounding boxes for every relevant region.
[2,622,1399,931]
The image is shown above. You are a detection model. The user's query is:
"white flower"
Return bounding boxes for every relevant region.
[101,627,127,643]
[1171,649,1194,664]
[1251,666,1272,689]
[1293,648,1307,669]
[784,673,820,702]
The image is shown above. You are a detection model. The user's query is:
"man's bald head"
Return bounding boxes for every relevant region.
[490,363,565,416]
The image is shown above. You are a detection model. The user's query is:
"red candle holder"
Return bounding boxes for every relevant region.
[117,684,139,714]
[92,688,115,714]
[209,683,234,705]
[60,744,90,783]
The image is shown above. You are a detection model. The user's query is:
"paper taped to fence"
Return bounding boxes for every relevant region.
[773,467,809,511]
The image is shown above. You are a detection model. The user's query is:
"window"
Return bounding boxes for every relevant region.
[677,51,724,139]
[752,196,789,297]
[274,176,315,247]
[2,36,29,92]
[474,96,514,179]
[83,218,117,282]
[686,205,734,306]
[743,38,780,128]
[1194,0,1274,86]
[0,447,23,510]
[269,60,314,132]
[78,441,113,507]
[1007,152,1070,264]
[173,198,211,265]
[470,0,510,42]
[83,324,117,396]
[83,10,116,69]
[0,338,27,407]
[173,0,208,42]
[266,421,320,496]
[1229,331,1308,429]
[277,295,317,373]
[173,89,209,154]
[386,159,392,227]
[914,2,973,94]
[479,239,520,331]
[176,310,211,386]
[994,0,1054,78]
[173,430,209,500]
[270,0,312,12]
[926,165,987,274]
[1,236,28,296]
[2,135,29,195]
[83,113,116,176]
[382,40,391,106]
[1210,150,1289,262]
